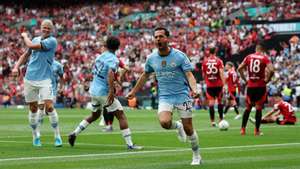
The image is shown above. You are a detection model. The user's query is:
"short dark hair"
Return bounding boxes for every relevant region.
[273,92,282,97]
[154,27,170,37]
[226,61,234,67]
[256,41,266,52]
[106,36,120,51]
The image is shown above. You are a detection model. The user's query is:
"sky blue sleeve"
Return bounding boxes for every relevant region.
[181,53,193,72]
[108,60,118,72]
[40,37,57,51]
[144,58,154,73]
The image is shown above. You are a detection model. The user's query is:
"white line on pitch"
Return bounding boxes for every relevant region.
[0,142,299,162]
[0,125,299,139]
[0,140,176,149]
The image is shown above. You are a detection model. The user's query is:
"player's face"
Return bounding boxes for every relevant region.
[225,64,230,71]
[41,24,52,37]
[154,30,169,50]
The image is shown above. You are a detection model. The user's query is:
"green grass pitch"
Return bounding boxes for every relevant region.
[0,108,299,169]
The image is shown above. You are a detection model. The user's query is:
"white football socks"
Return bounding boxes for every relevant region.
[48,109,61,139]
[74,120,90,136]
[121,128,133,146]
[29,111,40,139]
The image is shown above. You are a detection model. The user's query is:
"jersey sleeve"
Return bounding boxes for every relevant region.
[264,55,271,65]
[40,37,57,51]
[181,54,193,72]
[108,59,119,72]
[144,57,154,73]
[218,59,224,69]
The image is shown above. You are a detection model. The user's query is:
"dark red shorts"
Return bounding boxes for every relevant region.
[246,87,267,106]
[206,87,223,101]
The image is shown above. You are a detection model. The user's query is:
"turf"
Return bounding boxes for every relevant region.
[0,108,299,169]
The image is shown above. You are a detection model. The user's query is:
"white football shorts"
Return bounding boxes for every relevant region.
[24,79,53,103]
[89,96,123,113]
[158,101,193,118]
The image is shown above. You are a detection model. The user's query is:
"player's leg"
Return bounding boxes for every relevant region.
[36,102,45,142]
[68,96,103,147]
[28,102,41,146]
[40,83,62,147]
[178,102,202,165]
[108,98,142,150]
[223,98,231,115]
[24,80,41,146]
[216,87,224,121]
[254,88,267,136]
[230,92,241,119]
[102,107,113,132]
[37,99,45,125]
[158,102,186,142]
[206,90,216,126]
[241,90,253,135]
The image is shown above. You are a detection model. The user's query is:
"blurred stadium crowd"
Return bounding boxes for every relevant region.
[1,0,300,108]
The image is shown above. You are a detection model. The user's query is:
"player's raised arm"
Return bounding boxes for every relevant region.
[21,19,55,50]
[21,32,42,50]
[126,72,150,99]
[12,49,31,77]
[237,62,247,82]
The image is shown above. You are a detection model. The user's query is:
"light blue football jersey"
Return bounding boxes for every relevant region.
[89,51,119,96]
[144,48,193,105]
[25,36,57,81]
[51,60,64,96]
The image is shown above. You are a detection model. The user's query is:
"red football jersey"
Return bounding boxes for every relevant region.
[226,68,239,92]
[274,101,297,123]
[202,56,224,87]
[241,52,271,88]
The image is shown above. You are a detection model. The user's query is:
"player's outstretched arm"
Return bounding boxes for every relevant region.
[12,49,31,77]
[237,63,247,82]
[185,71,199,98]
[21,32,42,50]
[118,65,129,83]
[262,109,276,119]
[126,72,150,99]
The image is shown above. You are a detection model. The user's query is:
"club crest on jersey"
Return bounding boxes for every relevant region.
[170,62,176,67]
[161,60,167,67]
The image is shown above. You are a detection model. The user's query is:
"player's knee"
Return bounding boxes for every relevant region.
[29,104,38,113]
[183,125,193,136]
[115,110,125,120]
[160,120,171,129]
[45,105,54,113]
[93,111,101,119]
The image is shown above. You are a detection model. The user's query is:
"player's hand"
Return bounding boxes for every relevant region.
[11,67,19,77]
[21,32,28,39]
[191,91,200,99]
[126,91,135,100]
